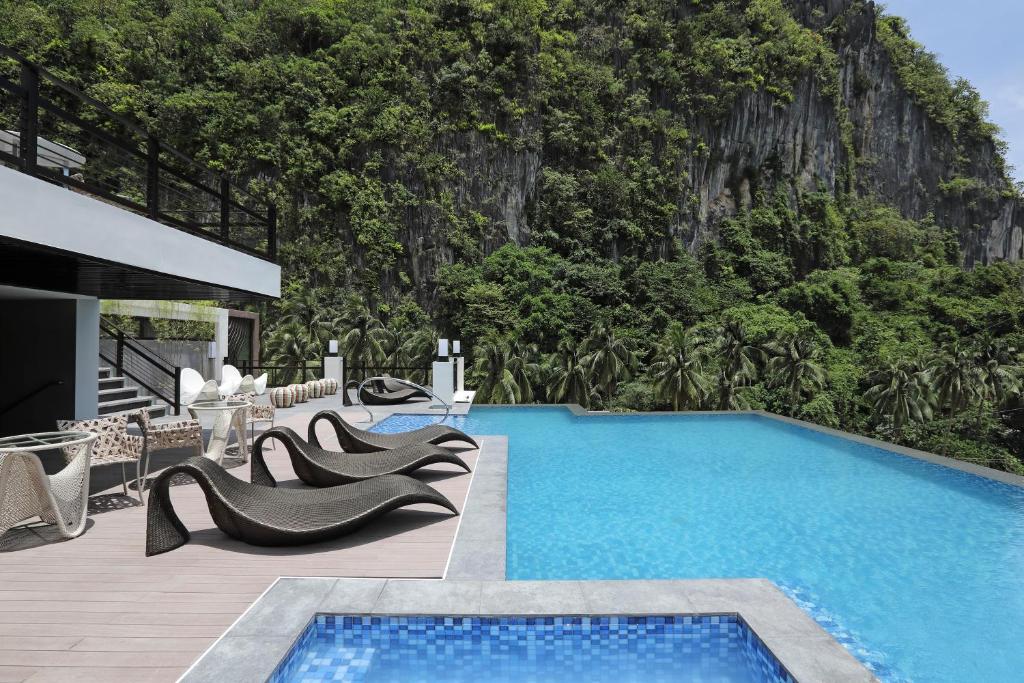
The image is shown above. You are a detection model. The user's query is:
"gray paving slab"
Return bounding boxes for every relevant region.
[181,635,296,683]
[373,579,483,614]
[227,577,336,638]
[580,580,697,614]
[318,578,388,613]
[479,580,587,615]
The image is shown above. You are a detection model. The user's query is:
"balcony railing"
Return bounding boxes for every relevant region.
[0,45,276,261]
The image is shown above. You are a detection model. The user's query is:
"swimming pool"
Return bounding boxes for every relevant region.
[270,614,794,683]
[374,407,1024,683]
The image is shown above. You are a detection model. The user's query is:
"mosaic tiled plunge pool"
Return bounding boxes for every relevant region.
[270,614,794,683]
[373,408,1024,683]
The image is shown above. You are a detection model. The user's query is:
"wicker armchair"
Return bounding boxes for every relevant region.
[228,392,275,450]
[0,433,96,540]
[57,415,146,504]
[132,407,204,479]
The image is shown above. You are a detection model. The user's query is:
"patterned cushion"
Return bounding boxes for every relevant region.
[323,378,338,395]
[306,380,323,399]
[288,383,309,403]
[269,386,294,408]
[57,414,137,466]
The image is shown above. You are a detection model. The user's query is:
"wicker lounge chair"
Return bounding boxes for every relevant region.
[308,409,478,453]
[250,426,470,487]
[145,456,458,556]
[358,378,430,406]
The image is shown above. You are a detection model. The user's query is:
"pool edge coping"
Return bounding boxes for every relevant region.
[180,577,875,683]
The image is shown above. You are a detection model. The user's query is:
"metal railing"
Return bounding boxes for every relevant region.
[99,318,181,415]
[231,361,323,388]
[354,376,451,424]
[0,45,276,260]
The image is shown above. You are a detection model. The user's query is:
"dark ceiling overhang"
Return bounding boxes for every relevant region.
[0,236,274,302]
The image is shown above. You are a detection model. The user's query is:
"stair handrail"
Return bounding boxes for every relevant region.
[98,318,181,415]
[0,379,64,418]
[354,376,451,425]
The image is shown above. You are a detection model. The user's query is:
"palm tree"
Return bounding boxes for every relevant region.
[278,287,329,346]
[974,338,1021,427]
[864,361,934,440]
[929,343,981,416]
[547,340,598,409]
[471,339,522,404]
[266,321,320,384]
[649,322,709,410]
[584,324,637,400]
[333,303,385,369]
[765,334,827,414]
[715,321,761,410]
[399,326,438,385]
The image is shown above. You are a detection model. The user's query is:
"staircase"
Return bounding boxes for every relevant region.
[98,366,167,418]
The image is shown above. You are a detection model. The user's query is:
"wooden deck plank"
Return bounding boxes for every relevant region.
[0,400,478,682]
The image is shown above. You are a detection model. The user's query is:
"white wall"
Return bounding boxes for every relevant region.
[0,165,280,299]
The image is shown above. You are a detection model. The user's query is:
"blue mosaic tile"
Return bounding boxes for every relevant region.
[270,614,796,683]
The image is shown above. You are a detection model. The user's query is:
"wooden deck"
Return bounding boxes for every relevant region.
[0,400,477,682]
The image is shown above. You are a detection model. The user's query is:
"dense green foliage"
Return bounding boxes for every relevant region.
[3,0,1023,472]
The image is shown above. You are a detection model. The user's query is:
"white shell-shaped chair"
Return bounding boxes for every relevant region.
[253,373,268,395]
[197,380,220,402]
[238,375,256,395]
[179,368,208,406]
[218,365,243,398]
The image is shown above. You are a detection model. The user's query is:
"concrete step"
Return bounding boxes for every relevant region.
[97,396,154,415]
[99,387,139,402]
[98,376,126,390]
[98,367,111,379]
[104,404,168,420]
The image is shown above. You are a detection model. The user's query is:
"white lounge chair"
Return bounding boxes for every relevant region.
[253,373,268,395]
[218,365,243,398]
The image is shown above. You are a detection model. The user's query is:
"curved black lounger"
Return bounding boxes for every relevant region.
[145,456,458,556]
[251,426,470,488]
[359,383,429,406]
[309,409,478,453]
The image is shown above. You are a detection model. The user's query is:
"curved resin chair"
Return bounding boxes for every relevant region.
[250,426,470,487]
[218,365,243,398]
[358,377,430,406]
[308,409,478,453]
[179,368,208,406]
[145,456,458,556]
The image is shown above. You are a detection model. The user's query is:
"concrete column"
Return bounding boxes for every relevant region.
[456,356,465,393]
[324,356,344,385]
[74,298,99,419]
[431,360,455,406]
[214,308,229,381]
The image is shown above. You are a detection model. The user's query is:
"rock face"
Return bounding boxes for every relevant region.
[395,0,1020,288]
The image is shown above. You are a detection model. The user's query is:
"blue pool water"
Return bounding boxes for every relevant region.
[271,614,794,683]
[373,407,1024,683]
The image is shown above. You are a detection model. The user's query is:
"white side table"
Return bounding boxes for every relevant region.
[187,400,251,465]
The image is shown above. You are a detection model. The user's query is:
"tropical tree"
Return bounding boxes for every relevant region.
[265,320,321,384]
[277,286,330,346]
[649,322,709,410]
[864,361,935,440]
[399,326,438,385]
[715,321,761,410]
[546,340,598,409]
[472,338,539,404]
[929,343,981,416]
[333,302,385,368]
[584,324,637,400]
[974,338,1021,426]
[765,334,828,414]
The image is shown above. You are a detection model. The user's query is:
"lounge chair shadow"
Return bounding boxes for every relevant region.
[0,518,96,552]
[181,508,456,556]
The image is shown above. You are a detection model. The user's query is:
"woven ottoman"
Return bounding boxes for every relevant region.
[306,379,323,399]
[289,383,309,403]
[323,378,338,395]
[269,386,294,409]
